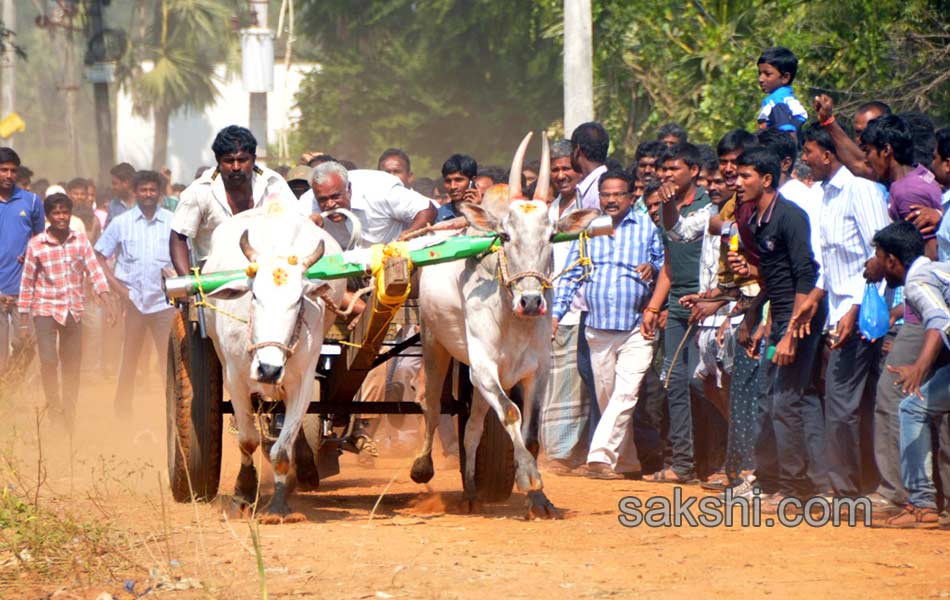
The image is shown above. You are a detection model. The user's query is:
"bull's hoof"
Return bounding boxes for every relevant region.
[525,490,562,520]
[459,498,482,514]
[235,464,259,506]
[410,455,435,484]
[283,512,307,524]
[259,513,284,525]
[222,496,253,519]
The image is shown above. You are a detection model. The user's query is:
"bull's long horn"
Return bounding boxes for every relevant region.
[301,239,325,269]
[533,132,550,201]
[508,131,533,199]
[240,230,257,262]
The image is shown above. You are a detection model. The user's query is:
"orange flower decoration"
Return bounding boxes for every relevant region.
[287,255,298,265]
[272,267,288,286]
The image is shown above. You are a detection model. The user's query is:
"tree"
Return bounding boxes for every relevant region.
[127,0,234,169]
[293,0,563,174]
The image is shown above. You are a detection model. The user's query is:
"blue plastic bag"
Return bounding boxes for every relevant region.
[858,283,889,341]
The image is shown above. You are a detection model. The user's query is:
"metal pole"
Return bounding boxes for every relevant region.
[0,0,15,147]
[87,0,114,183]
[247,0,268,161]
[563,0,594,135]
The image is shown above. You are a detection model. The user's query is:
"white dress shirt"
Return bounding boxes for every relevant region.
[575,165,607,211]
[780,177,825,289]
[817,166,890,324]
[170,165,299,260]
[299,170,432,246]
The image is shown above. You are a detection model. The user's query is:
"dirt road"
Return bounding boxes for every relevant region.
[2,374,948,599]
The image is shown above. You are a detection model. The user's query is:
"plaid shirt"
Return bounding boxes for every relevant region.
[18,229,109,325]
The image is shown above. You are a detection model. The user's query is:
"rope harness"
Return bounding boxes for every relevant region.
[490,230,594,295]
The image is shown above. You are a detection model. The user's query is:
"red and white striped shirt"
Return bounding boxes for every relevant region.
[17,229,109,325]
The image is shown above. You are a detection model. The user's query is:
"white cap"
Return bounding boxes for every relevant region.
[45,185,66,198]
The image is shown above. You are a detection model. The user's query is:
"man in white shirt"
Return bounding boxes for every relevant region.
[541,139,589,473]
[169,125,299,274]
[300,163,435,248]
[794,122,891,501]
[570,122,610,210]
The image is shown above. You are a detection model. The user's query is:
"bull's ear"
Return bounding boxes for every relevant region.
[554,208,600,237]
[303,280,331,302]
[206,278,250,300]
[458,201,500,233]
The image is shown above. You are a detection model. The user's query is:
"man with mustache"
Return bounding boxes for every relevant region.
[169,125,299,275]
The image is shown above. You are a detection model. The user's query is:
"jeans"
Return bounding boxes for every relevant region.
[825,333,882,497]
[899,362,950,509]
[114,306,174,416]
[755,303,827,497]
[874,323,925,505]
[34,315,83,426]
[663,313,701,478]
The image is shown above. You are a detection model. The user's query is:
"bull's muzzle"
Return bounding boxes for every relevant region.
[256,362,284,384]
[515,291,546,317]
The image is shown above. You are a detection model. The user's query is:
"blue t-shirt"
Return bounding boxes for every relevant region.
[436,202,461,222]
[758,85,808,133]
[0,186,45,295]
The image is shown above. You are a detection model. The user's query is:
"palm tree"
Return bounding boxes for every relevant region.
[130,0,233,169]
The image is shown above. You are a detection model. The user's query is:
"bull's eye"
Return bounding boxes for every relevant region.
[287,255,298,266]
[272,268,288,286]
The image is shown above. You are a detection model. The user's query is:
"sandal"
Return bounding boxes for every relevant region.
[648,467,699,485]
[881,505,940,529]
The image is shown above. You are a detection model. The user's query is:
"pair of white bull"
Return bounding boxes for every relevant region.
[201,133,599,522]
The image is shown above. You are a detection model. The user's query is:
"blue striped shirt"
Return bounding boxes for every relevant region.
[552,208,664,331]
[94,206,174,314]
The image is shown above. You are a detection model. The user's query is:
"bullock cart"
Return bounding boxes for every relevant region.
[161,233,533,503]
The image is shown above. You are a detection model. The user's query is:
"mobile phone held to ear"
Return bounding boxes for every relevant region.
[468,179,476,190]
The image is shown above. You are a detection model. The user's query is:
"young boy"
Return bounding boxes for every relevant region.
[756,47,808,135]
[18,193,115,429]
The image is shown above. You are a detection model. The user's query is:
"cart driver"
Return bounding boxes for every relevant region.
[169,125,300,275]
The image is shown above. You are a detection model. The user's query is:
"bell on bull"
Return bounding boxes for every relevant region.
[412,131,601,519]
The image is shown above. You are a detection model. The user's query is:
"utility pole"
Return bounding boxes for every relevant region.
[243,0,273,162]
[85,0,115,185]
[1,0,15,147]
[563,0,594,136]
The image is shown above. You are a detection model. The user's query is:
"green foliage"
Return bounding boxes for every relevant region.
[128,0,234,119]
[0,485,121,581]
[293,0,563,174]
[294,0,948,171]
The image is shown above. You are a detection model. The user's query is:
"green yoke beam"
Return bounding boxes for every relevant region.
[163,215,613,301]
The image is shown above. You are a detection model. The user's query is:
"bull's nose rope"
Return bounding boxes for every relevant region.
[191,266,249,324]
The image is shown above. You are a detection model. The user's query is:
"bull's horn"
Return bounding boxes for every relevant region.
[508,132,533,199]
[533,132,550,201]
[301,239,325,269]
[240,230,257,262]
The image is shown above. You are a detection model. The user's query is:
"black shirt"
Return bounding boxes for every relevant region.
[747,194,818,322]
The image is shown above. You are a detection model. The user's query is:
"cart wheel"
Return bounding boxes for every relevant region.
[456,372,515,503]
[166,311,223,502]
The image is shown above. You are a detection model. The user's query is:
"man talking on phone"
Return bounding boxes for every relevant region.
[437,153,480,222]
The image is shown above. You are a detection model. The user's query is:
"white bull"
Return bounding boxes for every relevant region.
[202,202,344,523]
[411,133,599,519]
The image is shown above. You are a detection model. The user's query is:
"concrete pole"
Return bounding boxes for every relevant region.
[1,0,15,147]
[247,0,268,161]
[563,0,594,136]
[87,0,115,183]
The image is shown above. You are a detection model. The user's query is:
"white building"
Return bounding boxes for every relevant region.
[115,62,318,183]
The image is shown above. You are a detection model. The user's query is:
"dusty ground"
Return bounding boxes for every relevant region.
[2,368,949,600]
